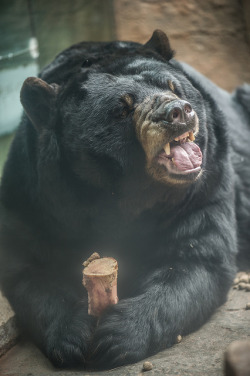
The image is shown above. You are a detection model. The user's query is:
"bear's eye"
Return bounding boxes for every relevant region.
[168,80,175,92]
[81,59,92,68]
[120,94,134,118]
[121,108,129,118]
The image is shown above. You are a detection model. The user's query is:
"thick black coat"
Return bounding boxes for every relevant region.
[0,30,249,369]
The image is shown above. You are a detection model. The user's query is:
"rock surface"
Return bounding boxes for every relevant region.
[113,0,250,92]
[0,291,19,357]
[224,340,250,376]
[0,287,249,376]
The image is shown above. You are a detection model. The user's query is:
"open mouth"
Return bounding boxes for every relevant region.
[157,130,202,177]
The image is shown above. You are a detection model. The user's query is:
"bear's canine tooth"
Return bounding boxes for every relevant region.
[189,131,195,141]
[164,143,170,155]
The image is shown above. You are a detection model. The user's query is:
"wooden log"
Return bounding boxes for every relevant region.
[82,253,118,317]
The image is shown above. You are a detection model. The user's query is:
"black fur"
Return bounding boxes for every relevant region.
[0,30,249,370]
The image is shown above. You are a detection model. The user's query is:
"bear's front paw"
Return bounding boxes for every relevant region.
[46,308,96,368]
[89,298,150,370]
[47,334,87,368]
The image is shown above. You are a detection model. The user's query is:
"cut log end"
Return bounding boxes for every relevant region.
[82,254,118,317]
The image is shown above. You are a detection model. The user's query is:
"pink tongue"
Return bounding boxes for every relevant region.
[171,142,202,171]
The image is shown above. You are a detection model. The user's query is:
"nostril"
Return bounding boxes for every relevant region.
[169,107,182,122]
[184,103,192,114]
[172,109,180,119]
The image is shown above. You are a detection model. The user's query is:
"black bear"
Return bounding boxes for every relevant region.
[0,30,250,370]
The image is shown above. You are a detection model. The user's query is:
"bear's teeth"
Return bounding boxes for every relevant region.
[164,143,170,155]
[189,131,195,141]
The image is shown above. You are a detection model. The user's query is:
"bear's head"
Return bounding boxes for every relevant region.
[20,30,208,195]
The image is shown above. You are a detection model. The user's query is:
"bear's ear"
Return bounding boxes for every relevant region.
[20,77,59,130]
[144,29,174,61]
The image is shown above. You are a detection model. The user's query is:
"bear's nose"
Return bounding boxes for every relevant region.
[166,100,193,123]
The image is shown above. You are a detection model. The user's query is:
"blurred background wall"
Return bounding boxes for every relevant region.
[0,0,249,174]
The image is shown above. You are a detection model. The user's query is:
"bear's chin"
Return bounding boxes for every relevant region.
[147,159,203,185]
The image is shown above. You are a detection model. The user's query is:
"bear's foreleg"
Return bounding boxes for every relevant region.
[90,261,234,370]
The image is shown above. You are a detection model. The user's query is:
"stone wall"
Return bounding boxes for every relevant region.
[113,0,250,92]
